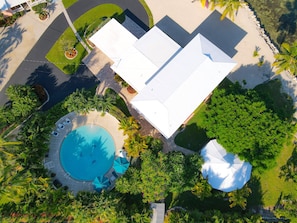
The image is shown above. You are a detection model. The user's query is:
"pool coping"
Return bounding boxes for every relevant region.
[46,111,126,195]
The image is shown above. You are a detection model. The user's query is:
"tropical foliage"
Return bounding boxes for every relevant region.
[227,185,252,210]
[274,194,297,221]
[273,41,297,76]
[200,82,294,170]
[191,176,212,200]
[124,133,148,158]
[200,0,245,20]
[280,146,297,182]
[116,151,203,203]
[63,88,116,114]
[192,209,264,222]
[0,85,40,124]
[164,208,195,223]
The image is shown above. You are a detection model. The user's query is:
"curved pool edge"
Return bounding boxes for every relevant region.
[46,111,126,194]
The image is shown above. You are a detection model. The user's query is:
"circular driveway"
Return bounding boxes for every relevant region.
[0,0,149,110]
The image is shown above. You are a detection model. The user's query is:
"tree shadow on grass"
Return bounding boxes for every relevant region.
[247,175,264,208]
[172,190,238,213]
[254,78,295,121]
[279,146,297,182]
[174,123,210,152]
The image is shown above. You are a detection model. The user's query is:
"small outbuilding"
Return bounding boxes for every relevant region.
[200,139,252,192]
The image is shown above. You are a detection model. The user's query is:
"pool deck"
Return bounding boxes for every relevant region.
[46,111,126,195]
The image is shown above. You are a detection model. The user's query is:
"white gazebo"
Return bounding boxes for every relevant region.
[89,18,236,138]
[200,139,252,192]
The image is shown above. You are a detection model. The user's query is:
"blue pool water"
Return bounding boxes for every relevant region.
[60,125,115,181]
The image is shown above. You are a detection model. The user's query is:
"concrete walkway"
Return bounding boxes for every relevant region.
[0,0,64,92]
[61,6,91,53]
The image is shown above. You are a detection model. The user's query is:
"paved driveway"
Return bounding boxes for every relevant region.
[0,0,148,110]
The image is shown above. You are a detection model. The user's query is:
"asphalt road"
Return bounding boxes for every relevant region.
[0,0,149,110]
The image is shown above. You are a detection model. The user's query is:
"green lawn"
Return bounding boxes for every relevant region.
[46,4,124,74]
[140,0,154,27]
[72,4,124,37]
[174,78,233,152]
[62,0,77,9]
[175,78,297,212]
[45,28,87,74]
[174,103,210,152]
[255,142,297,207]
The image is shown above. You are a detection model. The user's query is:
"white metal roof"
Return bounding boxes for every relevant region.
[1,0,25,10]
[89,18,138,64]
[134,26,181,67]
[131,34,236,138]
[89,19,180,92]
[90,19,236,138]
[110,46,158,92]
[201,139,252,192]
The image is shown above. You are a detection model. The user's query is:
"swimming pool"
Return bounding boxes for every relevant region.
[60,125,115,181]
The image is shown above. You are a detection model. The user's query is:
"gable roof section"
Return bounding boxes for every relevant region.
[89,19,138,64]
[131,34,236,138]
[90,19,236,138]
[90,19,181,92]
[111,26,181,92]
[1,0,25,10]
[134,26,181,68]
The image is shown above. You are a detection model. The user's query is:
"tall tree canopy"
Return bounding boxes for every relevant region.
[116,151,203,203]
[4,85,40,121]
[201,83,293,170]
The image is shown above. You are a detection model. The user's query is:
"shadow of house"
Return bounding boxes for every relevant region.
[155,10,247,57]
[123,9,149,32]
[25,63,99,110]
[122,9,148,39]
[228,61,274,89]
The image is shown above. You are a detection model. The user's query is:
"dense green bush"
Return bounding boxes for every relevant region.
[201,82,294,171]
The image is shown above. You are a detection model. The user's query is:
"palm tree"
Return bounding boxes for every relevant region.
[118,116,140,136]
[101,95,115,114]
[273,41,297,76]
[201,0,244,21]
[63,88,92,113]
[228,185,252,209]
[191,177,212,200]
[124,133,148,157]
[0,137,22,148]
[217,0,245,21]
[199,0,217,10]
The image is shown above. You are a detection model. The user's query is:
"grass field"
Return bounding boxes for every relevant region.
[139,0,154,27]
[45,28,87,74]
[256,142,297,207]
[175,78,297,212]
[62,0,77,9]
[46,4,123,74]
[72,4,124,37]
